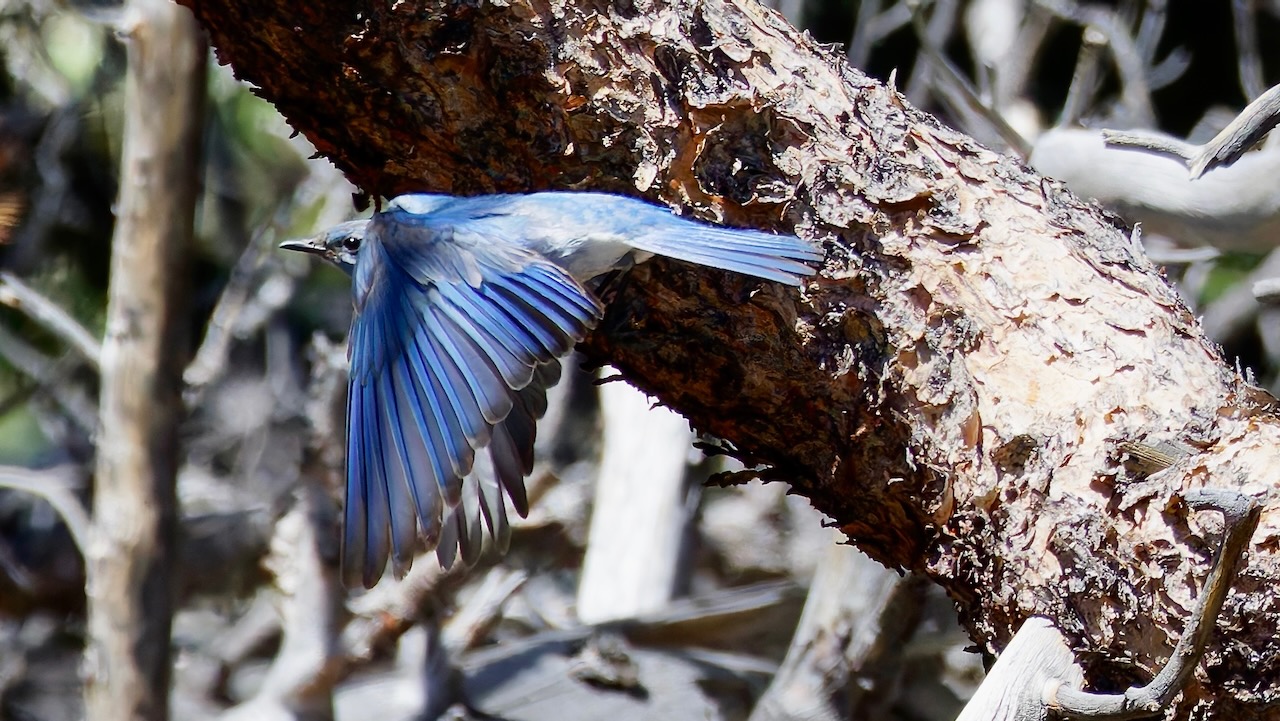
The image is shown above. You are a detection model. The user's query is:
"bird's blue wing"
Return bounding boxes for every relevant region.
[441,358,561,568]
[344,220,600,588]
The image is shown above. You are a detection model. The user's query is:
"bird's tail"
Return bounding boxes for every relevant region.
[630,224,823,286]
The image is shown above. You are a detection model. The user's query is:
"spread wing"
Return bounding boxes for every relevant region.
[344,217,600,588]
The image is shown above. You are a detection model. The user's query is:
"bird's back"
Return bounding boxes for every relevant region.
[381,190,818,285]
[386,192,651,279]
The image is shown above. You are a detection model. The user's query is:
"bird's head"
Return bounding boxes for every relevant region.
[279,220,368,274]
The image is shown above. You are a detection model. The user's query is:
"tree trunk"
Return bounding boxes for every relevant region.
[179,0,1280,715]
[85,1,204,719]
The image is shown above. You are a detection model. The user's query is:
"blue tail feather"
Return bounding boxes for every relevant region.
[392,319,468,487]
[626,222,822,286]
[474,470,510,553]
[343,383,370,587]
[390,355,449,503]
[349,380,393,588]
[456,487,483,566]
[409,320,491,447]
[436,512,458,570]
[389,357,444,545]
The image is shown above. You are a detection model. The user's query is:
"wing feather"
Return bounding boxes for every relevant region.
[419,309,515,425]
[388,356,444,542]
[346,380,393,588]
[343,217,599,586]
[378,363,421,578]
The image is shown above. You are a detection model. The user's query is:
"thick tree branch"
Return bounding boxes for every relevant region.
[180,0,1280,715]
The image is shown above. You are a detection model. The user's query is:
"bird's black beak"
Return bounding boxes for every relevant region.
[279,237,327,255]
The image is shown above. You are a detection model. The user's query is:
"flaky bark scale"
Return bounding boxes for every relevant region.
[182,0,1280,713]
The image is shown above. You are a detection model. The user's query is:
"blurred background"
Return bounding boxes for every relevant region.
[0,0,1275,719]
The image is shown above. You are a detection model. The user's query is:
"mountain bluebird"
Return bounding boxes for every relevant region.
[282,191,821,587]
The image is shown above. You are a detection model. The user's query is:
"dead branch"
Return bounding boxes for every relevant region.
[82,1,204,719]
[749,544,927,721]
[0,271,101,371]
[1103,83,1280,179]
[578,376,696,624]
[0,465,90,558]
[1031,127,1280,252]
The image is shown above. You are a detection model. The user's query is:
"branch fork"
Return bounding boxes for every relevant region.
[958,488,1260,721]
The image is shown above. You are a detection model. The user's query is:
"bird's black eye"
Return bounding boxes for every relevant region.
[342,236,362,253]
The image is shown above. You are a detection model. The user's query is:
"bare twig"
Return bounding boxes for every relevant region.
[442,567,530,652]
[866,2,913,42]
[341,556,460,664]
[964,0,1044,111]
[1188,83,1280,178]
[749,545,927,721]
[846,0,881,69]
[955,616,1083,721]
[1231,0,1266,101]
[219,486,344,720]
[0,324,98,432]
[905,0,959,107]
[1059,26,1104,126]
[0,271,101,372]
[1200,250,1280,346]
[1031,127,1280,252]
[1097,128,1197,160]
[908,1,1032,156]
[1145,46,1190,91]
[183,209,295,403]
[962,1,1054,115]
[1038,0,1155,125]
[0,464,91,559]
[1050,488,1260,719]
[1004,5,1054,106]
[957,488,1259,720]
[4,108,80,271]
[1134,0,1166,67]
[82,1,205,719]
[1103,83,1280,179]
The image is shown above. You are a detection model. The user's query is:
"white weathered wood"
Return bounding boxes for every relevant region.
[84,1,204,719]
[1103,83,1280,179]
[1031,127,1280,252]
[749,542,922,721]
[219,486,344,721]
[956,616,1083,721]
[576,373,695,624]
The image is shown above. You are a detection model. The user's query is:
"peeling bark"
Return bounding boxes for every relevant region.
[180,0,1280,715]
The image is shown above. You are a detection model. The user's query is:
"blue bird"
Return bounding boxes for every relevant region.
[281,191,822,587]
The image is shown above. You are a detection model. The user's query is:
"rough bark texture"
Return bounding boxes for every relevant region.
[180,0,1280,715]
